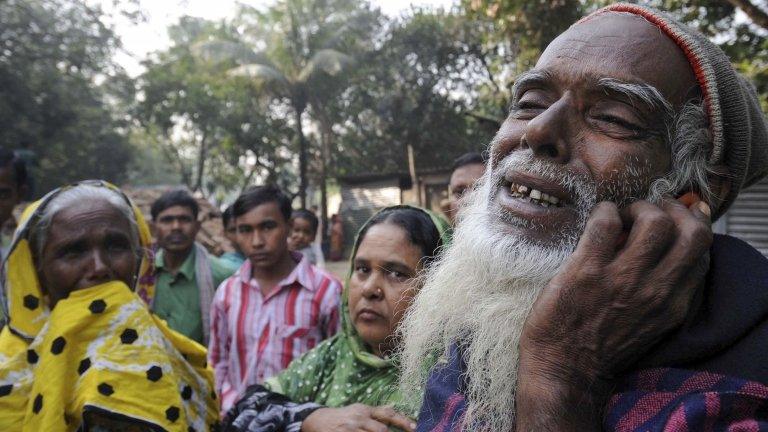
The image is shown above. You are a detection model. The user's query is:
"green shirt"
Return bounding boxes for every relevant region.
[152,248,234,343]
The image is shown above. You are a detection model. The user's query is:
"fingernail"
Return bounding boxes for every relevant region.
[697,201,711,217]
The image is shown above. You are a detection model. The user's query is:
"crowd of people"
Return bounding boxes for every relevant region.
[0,3,767,431]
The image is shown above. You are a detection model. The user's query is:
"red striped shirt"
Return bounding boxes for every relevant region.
[208,252,342,415]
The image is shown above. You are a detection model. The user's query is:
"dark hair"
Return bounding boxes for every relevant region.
[150,189,199,220]
[452,152,485,172]
[222,205,235,228]
[291,209,319,234]
[355,206,443,268]
[232,185,292,222]
[0,149,28,189]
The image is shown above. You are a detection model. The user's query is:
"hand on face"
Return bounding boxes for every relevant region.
[518,197,712,390]
[301,404,415,432]
[154,205,198,253]
[348,223,423,358]
[38,200,139,309]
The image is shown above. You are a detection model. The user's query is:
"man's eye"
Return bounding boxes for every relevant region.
[509,100,546,119]
[592,114,647,138]
[595,115,637,128]
[517,100,546,110]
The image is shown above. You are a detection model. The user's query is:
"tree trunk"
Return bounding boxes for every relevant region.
[193,131,208,192]
[239,154,260,193]
[294,108,308,209]
[320,122,331,245]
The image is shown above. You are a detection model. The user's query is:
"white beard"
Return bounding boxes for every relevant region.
[398,150,662,431]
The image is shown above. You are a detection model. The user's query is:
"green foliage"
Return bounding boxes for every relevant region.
[191,0,384,207]
[644,0,768,109]
[0,0,135,196]
[137,16,299,197]
[330,9,494,176]
[463,0,767,113]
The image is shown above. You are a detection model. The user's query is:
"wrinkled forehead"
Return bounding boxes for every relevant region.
[536,12,697,107]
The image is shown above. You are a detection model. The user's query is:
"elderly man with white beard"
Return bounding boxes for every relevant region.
[399,3,768,432]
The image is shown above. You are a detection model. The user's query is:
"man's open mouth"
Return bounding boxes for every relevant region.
[500,172,572,210]
[507,182,564,208]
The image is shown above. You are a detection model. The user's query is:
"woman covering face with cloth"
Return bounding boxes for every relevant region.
[0,180,218,431]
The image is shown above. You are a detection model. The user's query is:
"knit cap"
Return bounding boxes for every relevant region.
[580,3,768,219]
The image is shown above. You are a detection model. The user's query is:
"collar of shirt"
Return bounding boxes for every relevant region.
[154,247,196,282]
[237,251,316,296]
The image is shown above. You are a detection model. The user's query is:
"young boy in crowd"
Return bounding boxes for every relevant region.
[219,205,246,270]
[208,186,342,415]
[288,209,323,266]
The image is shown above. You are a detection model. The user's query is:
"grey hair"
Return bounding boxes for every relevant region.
[28,185,141,261]
[596,78,712,203]
[598,78,674,117]
[648,99,713,204]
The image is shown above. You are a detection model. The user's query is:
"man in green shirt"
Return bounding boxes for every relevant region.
[150,190,234,344]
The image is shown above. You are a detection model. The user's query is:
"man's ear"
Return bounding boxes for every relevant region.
[707,171,731,216]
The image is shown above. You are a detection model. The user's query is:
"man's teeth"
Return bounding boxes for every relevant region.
[509,183,561,207]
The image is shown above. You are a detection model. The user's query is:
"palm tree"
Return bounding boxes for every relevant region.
[194,0,376,211]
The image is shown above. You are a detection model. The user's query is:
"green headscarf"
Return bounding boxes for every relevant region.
[264,205,450,418]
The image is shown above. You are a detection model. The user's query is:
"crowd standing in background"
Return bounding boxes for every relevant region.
[1,2,768,431]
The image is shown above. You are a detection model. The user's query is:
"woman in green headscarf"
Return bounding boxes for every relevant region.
[223,205,450,432]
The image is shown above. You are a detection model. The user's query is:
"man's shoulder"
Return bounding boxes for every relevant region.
[305,263,342,292]
[209,255,238,284]
[638,234,768,383]
[711,233,768,263]
[710,234,768,286]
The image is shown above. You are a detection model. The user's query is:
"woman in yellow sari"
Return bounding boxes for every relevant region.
[0,180,218,431]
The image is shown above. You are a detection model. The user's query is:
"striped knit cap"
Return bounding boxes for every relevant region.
[580,3,768,219]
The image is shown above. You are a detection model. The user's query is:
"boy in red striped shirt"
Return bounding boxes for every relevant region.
[208,186,342,416]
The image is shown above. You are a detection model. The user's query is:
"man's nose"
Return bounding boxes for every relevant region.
[520,97,572,164]
[251,232,265,249]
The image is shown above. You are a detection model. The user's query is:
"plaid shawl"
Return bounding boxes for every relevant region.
[417,234,768,431]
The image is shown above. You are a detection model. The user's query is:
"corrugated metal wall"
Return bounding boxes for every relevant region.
[339,181,402,256]
[725,177,768,257]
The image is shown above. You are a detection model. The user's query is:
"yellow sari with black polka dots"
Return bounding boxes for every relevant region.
[0,181,218,431]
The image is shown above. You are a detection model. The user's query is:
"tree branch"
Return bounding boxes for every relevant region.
[726,0,768,30]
